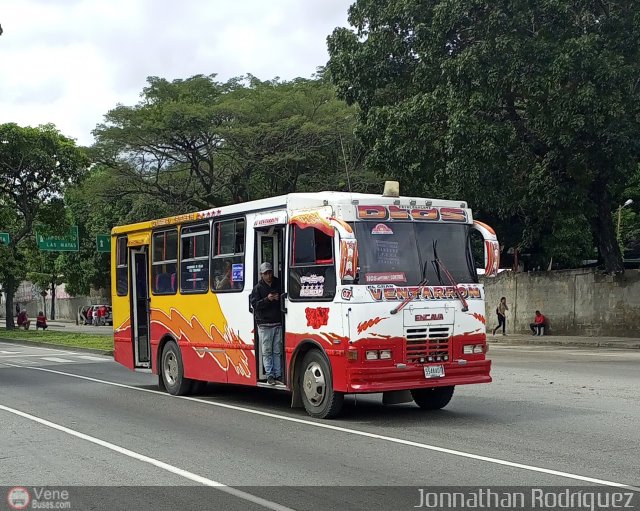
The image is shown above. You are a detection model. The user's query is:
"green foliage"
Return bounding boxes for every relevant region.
[92,74,376,217]
[327,0,640,272]
[0,330,113,352]
[0,123,88,325]
[619,166,640,258]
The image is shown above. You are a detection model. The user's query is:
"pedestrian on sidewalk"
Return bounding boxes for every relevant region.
[530,310,546,336]
[36,311,48,330]
[492,297,508,336]
[17,310,30,330]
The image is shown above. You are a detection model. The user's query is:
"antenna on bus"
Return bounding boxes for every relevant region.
[339,133,352,193]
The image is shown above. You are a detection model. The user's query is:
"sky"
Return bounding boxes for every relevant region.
[0,0,353,146]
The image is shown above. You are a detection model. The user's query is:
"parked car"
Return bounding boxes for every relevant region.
[79,305,113,326]
[92,305,113,326]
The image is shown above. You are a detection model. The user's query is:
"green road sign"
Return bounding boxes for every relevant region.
[96,234,111,253]
[37,226,79,252]
[0,232,9,245]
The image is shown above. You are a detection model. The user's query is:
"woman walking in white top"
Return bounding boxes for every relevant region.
[492,297,508,336]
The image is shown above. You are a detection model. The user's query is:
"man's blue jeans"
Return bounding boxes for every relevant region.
[258,324,283,378]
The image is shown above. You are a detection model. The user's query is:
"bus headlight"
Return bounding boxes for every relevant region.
[379,350,392,360]
[365,350,379,360]
[463,345,474,354]
[473,344,484,354]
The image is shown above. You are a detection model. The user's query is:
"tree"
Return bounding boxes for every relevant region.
[92,74,376,215]
[58,164,150,296]
[25,249,64,320]
[0,123,88,328]
[327,1,640,273]
[93,75,240,212]
[218,75,376,200]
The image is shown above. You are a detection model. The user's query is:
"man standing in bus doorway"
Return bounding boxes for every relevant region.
[250,262,283,385]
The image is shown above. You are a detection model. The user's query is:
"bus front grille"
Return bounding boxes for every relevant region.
[405,326,451,364]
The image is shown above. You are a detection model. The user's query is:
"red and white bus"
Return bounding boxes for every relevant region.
[111,182,499,418]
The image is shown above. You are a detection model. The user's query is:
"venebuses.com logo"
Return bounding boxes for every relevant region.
[7,487,30,510]
[6,487,71,509]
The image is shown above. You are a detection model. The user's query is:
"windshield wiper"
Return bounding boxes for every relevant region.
[390,259,429,315]
[432,240,469,312]
[431,240,444,285]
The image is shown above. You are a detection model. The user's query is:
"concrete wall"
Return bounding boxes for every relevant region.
[482,269,640,337]
[1,281,109,322]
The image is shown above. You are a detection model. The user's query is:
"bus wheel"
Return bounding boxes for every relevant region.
[161,341,193,396]
[411,386,454,410]
[300,350,343,419]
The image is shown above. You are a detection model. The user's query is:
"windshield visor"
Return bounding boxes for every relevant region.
[353,222,477,285]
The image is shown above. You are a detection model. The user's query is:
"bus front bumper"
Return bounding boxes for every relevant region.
[346,359,491,393]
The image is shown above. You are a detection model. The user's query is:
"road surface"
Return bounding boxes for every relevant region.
[1,341,638,510]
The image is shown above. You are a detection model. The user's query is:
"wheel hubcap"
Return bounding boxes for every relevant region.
[164,352,178,385]
[303,361,325,406]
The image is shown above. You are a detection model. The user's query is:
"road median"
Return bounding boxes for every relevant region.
[0,329,113,355]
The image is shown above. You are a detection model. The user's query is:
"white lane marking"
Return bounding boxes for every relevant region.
[0,353,78,359]
[0,403,295,511]
[8,359,37,365]
[0,350,20,354]
[40,357,74,363]
[0,342,78,354]
[6,364,638,491]
[76,355,109,362]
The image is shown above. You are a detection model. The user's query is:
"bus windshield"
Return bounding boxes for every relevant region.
[353,222,477,286]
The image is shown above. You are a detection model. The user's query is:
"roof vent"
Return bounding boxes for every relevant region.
[382,181,399,197]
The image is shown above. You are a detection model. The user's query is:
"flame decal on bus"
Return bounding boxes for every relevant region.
[471,312,486,324]
[357,317,387,334]
[151,308,252,377]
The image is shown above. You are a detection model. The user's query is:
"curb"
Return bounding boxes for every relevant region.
[0,337,113,356]
[488,338,640,350]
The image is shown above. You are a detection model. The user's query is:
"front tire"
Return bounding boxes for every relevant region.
[299,350,344,419]
[161,341,193,396]
[411,386,454,410]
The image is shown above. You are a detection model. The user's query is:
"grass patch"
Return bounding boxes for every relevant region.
[0,329,113,351]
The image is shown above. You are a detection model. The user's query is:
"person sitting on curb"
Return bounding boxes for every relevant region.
[17,310,31,330]
[530,310,546,336]
[36,311,48,330]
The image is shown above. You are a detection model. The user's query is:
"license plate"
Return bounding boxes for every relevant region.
[424,365,445,378]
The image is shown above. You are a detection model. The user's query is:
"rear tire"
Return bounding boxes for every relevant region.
[161,341,193,396]
[411,386,454,410]
[299,350,344,419]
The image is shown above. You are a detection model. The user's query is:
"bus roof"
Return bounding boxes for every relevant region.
[111,191,471,235]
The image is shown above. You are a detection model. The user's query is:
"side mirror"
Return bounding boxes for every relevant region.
[472,221,500,277]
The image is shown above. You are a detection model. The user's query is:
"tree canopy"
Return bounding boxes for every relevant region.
[327,0,640,272]
[0,123,88,326]
[92,75,375,215]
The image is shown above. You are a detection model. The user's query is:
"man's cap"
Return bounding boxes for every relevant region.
[259,262,273,273]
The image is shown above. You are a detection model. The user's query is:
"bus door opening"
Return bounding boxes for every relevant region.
[130,247,151,368]
[254,226,285,383]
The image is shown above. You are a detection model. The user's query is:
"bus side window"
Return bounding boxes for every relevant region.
[115,236,128,296]
[180,224,210,293]
[152,229,178,295]
[211,218,245,292]
[289,225,336,301]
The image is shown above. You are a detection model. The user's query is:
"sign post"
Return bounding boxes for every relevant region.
[0,232,9,245]
[36,226,79,252]
[96,235,111,253]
